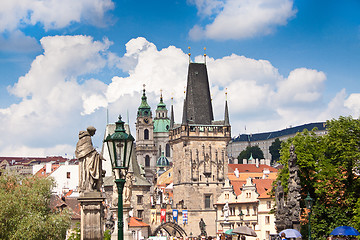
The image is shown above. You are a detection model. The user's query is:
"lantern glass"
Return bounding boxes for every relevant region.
[305,192,313,209]
[105,115,134,180]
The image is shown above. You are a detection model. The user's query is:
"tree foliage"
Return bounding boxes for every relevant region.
[275,116,360,239]
[0,173,71,240]
[269,138,282,163]
[237,145,264,163]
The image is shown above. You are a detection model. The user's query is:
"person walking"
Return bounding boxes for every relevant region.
[280,233,287,240]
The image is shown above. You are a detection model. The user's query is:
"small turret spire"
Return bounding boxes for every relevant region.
[224,89,230,126]
[182,98,188,125]
[170,97,174,129]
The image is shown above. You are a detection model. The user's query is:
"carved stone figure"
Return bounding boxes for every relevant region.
[75,126,104,192]
[223,201,230,222]
[112,181,118,207]
[199,218,207,237]
[123,173,133,205]
[275,144,302,232]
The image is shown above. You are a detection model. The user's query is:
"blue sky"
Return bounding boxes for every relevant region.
[0,0,359,157]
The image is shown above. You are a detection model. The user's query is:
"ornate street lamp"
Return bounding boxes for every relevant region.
[239,210,244,226]
[305,192,313,240]
[105,116,135,240]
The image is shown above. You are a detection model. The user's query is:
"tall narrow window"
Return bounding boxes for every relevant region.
[265,216,270,224]
[165,144,170,157]
[204,195,211,209]
[144,129,149,140]
[145,155,150,167]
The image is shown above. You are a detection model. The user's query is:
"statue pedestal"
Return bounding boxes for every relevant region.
[111,204,132,240]
[79,192,105,240]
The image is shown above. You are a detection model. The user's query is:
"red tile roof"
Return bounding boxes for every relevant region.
[34,164,60,177]
[128,217,149,227]
[65,197,81,220]
[230,178,274,197]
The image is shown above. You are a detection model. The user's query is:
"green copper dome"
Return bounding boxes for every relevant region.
[137,87,151,117]
[153,118,170,133]
[157,152,170,167]
[156,94,166,111]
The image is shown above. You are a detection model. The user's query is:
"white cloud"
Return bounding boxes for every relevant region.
[275,68,326,105]
[0,35,112,156]
[189,0,297,40]
[0,0,114,32]
[1,36,359,156]
[344,93,360,118]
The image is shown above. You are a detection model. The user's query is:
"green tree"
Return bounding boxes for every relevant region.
[275,116,360,240]
[269,138,282,163]
[237,145,264,163]
[0,173,71,240]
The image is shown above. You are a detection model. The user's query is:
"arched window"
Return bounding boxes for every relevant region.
[144,129,149,140]
[165,144,170,157]
[145,155,150,167]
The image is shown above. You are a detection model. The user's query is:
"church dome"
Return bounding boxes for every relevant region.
[157,152,170,167]
[153,118,170,133]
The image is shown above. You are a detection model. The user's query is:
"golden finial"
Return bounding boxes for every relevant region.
[204,47,207,64]
[160,89,163,97]
[225,88,228,100]
[188,46,191,63]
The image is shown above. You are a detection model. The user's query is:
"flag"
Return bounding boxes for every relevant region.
[173,209,178,223]
[160,209,166,223]
[150,209,157,224]
[182,210,188,224]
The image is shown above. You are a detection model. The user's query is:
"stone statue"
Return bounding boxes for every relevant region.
[123,173,133,205]
[112,182,118,207]
[75,126,104,193]
[275,144,302,232]
[223,201,230,222]
[199,218,207,237]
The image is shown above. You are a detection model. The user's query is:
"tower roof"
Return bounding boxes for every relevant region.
[156,91,167,111]
[182,63,214,125]
[157,152,170,167]
[137,85,151,117]
[154,118,170,133]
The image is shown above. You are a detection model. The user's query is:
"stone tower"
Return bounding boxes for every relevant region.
[170,62,231,236]
[135,85,157,181]
[153,91,171,161]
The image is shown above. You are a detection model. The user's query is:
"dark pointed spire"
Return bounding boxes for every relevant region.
[170,97,174,129]
[224,100,230,126]
[183,63,213,125]
[224,89,230,126]
[182,98,188,125]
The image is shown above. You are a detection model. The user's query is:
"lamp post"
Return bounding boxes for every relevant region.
[105,116,134,240]
[239,210,244,226]
[305,192,313,240]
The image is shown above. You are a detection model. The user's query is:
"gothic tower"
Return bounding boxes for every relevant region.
[170,62,231,236]
[135,85,157,180]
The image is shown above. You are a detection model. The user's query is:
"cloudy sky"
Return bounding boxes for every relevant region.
[0,0,359,157]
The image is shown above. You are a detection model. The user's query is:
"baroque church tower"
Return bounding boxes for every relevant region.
[170,62,231,236]
[136,85,157,180]
[153,90,172,161]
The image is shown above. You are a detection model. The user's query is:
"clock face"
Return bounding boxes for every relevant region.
[144,118,149,124]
